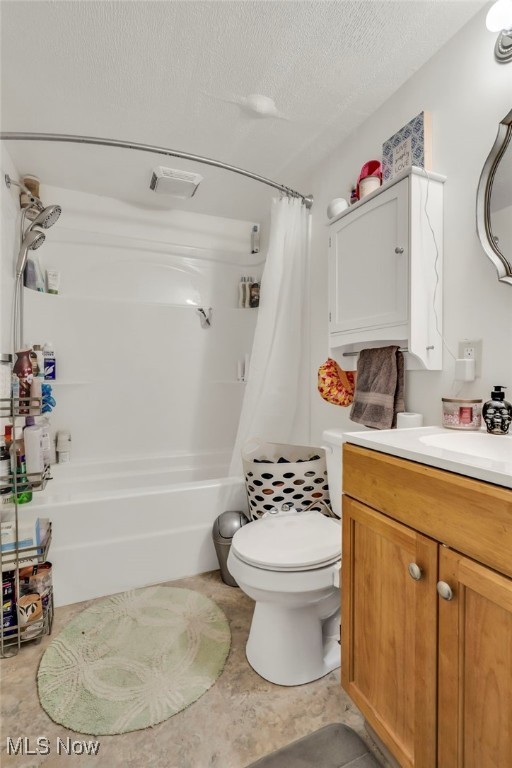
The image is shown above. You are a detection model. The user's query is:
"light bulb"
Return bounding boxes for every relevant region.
[486,0,512,32]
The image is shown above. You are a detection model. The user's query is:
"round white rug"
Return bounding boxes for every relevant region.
[37,586,231,735]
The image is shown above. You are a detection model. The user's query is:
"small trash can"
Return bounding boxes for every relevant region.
[212,511,250,587]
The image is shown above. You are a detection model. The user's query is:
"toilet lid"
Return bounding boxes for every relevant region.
[231,511,341,571]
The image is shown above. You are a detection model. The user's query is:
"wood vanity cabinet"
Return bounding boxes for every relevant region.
[341,443,512,768]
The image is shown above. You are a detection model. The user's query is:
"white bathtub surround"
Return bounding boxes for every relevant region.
[25,452,247,607]
[11,184,262,463]
[230,196,310,476]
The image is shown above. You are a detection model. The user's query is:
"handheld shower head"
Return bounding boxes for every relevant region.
[16,229,45,278]
[29,205,62,229]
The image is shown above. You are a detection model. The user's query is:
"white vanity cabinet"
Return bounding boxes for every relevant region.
[328,167,445,370]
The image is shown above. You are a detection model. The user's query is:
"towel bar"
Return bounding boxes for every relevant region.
[342,348,409,356]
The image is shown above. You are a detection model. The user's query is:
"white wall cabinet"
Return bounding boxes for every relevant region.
[328,167,445,370]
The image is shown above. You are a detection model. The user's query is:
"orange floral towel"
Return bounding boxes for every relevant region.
[317,358,356,407]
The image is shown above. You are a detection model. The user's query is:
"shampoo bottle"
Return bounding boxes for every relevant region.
[24,416,44,475]
[483,386,512,435]
[43,342,56,381]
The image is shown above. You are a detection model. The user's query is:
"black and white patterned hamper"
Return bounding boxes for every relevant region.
[242,439,332,520]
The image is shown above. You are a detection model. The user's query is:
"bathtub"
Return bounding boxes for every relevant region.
[28,451,247,607]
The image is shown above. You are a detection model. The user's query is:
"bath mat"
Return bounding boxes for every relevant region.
[245,723,382,767]
[37,586,230,735]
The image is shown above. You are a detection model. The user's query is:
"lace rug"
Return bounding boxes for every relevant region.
[38,586,230,735]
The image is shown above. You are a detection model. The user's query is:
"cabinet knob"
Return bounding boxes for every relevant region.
[408,563,423,581]
[395,246,404,254]
[437,581,454,601]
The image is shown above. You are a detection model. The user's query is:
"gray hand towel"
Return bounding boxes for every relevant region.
[350,346,405,429]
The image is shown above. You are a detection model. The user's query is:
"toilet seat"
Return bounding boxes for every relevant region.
[231,510,341,572]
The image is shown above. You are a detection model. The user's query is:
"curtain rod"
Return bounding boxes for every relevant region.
[0,132,313,209]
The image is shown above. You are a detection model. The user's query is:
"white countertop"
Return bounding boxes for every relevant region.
[343,426,512,489]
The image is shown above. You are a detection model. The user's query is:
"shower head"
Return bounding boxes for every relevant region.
[16,229,46,278]
[29,204,62,229]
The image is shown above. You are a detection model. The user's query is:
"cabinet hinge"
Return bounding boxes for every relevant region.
[329,237,331,247]
[329,312,331,322]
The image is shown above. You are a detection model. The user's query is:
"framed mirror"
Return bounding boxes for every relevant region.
[476,109,512,285]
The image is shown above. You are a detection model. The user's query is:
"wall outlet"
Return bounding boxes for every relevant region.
[458,340,482,377]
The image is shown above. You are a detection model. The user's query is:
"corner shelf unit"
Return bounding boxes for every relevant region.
[327,166,445,370]
[0,387,54,658]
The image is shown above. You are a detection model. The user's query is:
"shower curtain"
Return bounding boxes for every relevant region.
[229,196,310,476]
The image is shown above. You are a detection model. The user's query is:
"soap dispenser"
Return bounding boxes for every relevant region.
[483,386,512,435]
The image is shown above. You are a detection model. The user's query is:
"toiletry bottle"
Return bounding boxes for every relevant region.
[13,426,32,503]
[37,416,53,467]
[56,430,71,463]
[43,342,56,381]
[46,269,60,295]
[238,277,246,308]
[245,276,253,308]
[30,377,42,409]
[0,433,11,498]
[483,386,512,435]
[33,344,44,378]
[251,225,260,254]
[24,416,44,475]
[13,349,33,413]
[15,454,32,504]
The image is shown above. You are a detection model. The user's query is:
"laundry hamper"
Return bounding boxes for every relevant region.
[242,438,332,520]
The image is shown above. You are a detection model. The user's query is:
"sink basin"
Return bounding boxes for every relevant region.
[419,431,512,462]
[343,426,512,489]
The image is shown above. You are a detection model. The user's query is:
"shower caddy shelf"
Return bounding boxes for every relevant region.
[0,387,54,658]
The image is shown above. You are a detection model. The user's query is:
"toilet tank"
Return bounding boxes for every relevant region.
[322,429,345,518]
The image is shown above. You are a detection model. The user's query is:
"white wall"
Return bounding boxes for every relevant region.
[306,8,512,441]
[0,164,262,462]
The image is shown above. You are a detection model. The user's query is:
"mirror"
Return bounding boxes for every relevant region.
[476,109,512,285]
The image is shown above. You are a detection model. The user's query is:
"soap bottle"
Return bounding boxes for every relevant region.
[483,386,512,435]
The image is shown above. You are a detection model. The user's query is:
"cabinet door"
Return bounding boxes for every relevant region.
[342,497,437,768]
[438,547,512,768]
[329,178,409,334]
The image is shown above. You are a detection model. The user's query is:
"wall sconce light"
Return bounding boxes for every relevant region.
[487,0,512,62]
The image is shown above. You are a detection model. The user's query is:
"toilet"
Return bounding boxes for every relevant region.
[227,429,345,686]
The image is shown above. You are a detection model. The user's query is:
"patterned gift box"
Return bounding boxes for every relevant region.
[382,111,432,182]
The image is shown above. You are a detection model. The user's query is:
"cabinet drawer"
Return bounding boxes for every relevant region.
[343,444,512,579]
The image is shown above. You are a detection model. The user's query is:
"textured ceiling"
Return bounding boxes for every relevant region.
[1,0,485,220]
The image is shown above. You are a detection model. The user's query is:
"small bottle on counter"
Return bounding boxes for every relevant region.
[483,386,512,435]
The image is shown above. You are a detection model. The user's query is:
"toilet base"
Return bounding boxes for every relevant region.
[245,595,340,686]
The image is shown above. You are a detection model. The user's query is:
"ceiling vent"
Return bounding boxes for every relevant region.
[149,166,203,198]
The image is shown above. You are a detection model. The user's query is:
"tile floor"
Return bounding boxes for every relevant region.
[1,570,386,768]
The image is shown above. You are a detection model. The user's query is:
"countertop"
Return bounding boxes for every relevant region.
[343,426,512,490]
